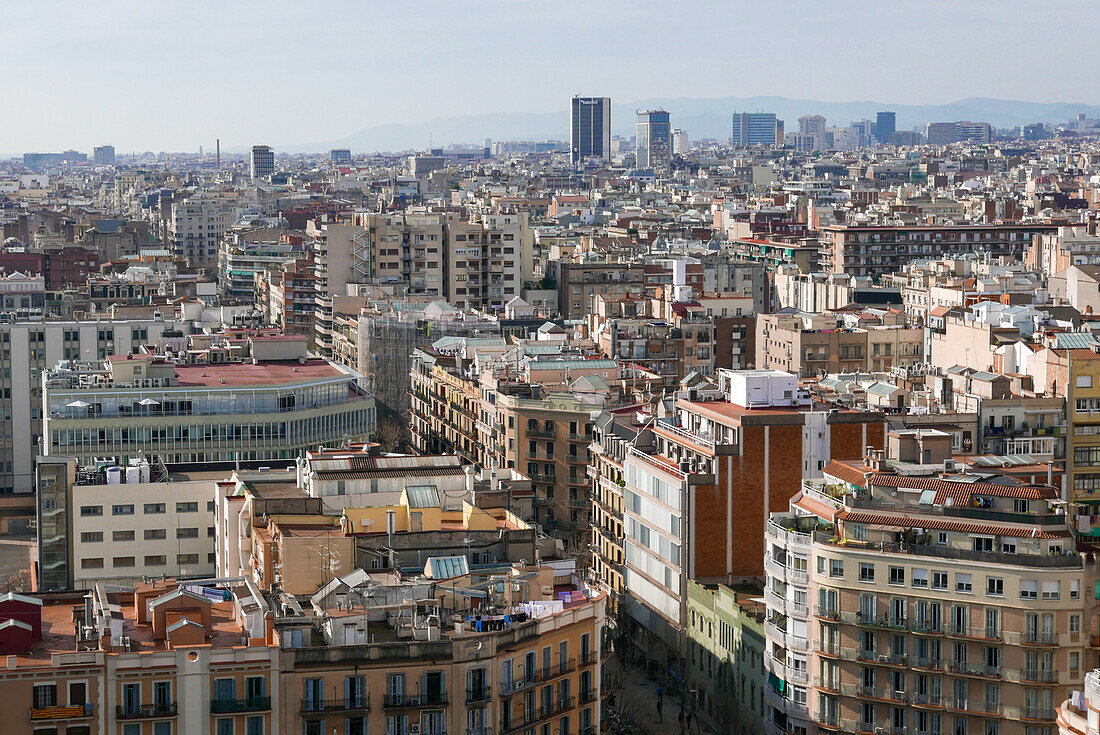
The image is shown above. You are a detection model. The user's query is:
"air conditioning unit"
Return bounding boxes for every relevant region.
[142,706,154,717]
[411,726,421,734]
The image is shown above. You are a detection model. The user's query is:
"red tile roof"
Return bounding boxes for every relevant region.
[837,510,1071,539]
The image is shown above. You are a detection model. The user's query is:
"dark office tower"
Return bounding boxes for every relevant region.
[636,110,672,171]
[250,144,275,179]
[93,145,115,165]
[570,96,611,164]
[731,112,780,147]
[875,111,896,143]
[330,148,352,163]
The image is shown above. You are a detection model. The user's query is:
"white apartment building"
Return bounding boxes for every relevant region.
[169,193,240,270]
[37,455,222,589]
[0,316,194,497]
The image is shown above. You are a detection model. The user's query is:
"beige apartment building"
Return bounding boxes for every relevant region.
[756,312,923,378]
[763,431,1093,735]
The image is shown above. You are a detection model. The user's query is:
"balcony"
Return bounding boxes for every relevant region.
[116,703,178,719]
[1023,706,1057,721]
[30,704,93,721]
[300,695,371,714]
[944,623,1000,641]
[385,693,448,708]
[946,661,1001,678]
[1022,669,1058,684]
[210,697,271,714]
[580,687,598,703]
[466,686,491,704]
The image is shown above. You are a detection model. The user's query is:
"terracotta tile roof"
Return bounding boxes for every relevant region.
[824,460,872,486]
[869,474,1058,503]
[791,491,840,521]
[837,510,1071,539]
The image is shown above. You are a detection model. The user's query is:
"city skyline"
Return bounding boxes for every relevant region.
[6,0,1100,151]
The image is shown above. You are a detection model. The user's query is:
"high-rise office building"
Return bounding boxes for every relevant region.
[798,114,827,151]
[731,112,781,147]
[570,96,611,163]
[92,145,115,165]
[671,128,690,154]
[875,111,896,143]
[250,144,275,178]
[330,148,351,163]
[636,109,671,171]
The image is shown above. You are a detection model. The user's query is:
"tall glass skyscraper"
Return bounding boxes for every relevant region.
[570,96,611,163]
[636,109,671,171]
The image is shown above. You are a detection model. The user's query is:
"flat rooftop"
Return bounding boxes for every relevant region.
[173,359,345,387]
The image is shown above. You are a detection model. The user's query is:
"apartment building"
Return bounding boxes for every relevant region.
[445,212,532,313]
[409,349,600,550]
[756,311,923,378]
[589,411,639,620]
[0,579,279,735]
[1056,668,1098,734]
[764,434,1087,735]
[550,262,647,320]
[41,339,375,467]
[36,455,222,591]
[685,580,767,735]
[622,369,884,684]
[820,224,1059,277]
[255,255,317,335]
[169,193,239,270]
[218,239,308,299]
[309,221,369,358]
[0,316,194,499]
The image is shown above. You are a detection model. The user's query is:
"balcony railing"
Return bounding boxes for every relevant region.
[300,695,371,713]
[210,697,271,714]
[466,687,491,704]
[1022,669,1058,683]
[384,693,448,708]
[116,703,177,719]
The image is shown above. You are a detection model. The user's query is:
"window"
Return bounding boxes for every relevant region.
[973,537,993,553]
[112,504,134,516]
[81,558,104,569]
[33,683,57,707]
[245,716,263,735]
[114,557,135,568]
[911,568,928,588]
[176,502,198,513]
[955,573,972,593]
[830,559,844,578]
[177,528,198,539]
[1001,540,1016,554]
[145,555,167,566]
[1013,499,1029,513]
[113,530,135,542]
[153,724,172,735]
[80,532,102,543]
[177,554,199,565]
[817,557,826,574]
[80,505,102,517]
[859,563,875,582]
[144,503,166,514]
[1071,580,1080,599]
[986,577,1004,597]
[216,720,235,735]
[1041,581,1060,600]
[145,529,166,540]
[1020,580,1038,599]
[888,566,905,586]
[936,531,948,545]
[1078,375,1093,388]
[932,571,948,590]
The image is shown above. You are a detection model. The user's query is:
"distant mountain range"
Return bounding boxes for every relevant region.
[285,96,1100,154]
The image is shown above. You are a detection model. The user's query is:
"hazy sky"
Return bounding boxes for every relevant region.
[5,0,1099,152]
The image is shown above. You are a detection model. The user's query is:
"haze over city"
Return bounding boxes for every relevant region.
[7,0,1100,151]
